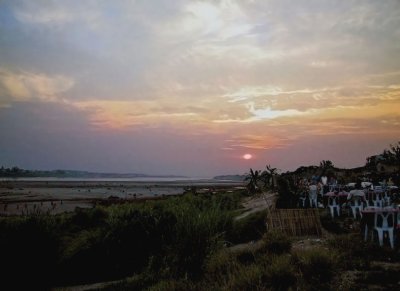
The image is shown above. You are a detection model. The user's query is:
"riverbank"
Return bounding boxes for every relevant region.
[0,179,245,215]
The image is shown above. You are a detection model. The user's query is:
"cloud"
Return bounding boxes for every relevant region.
[0,69,74,103]
[1,0,400,174]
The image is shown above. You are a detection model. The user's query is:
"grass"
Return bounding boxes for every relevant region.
[227,209,267,244]
[265,255,297,291]
[2,188,400,290]
[0,190,244,288]
[293,249,336,290]
[262,230,292,254]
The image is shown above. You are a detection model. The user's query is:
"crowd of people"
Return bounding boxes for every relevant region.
[295,173,399,209]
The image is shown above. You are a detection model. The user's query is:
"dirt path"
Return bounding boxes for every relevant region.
[235,191,276,220]
[52,279,124,291]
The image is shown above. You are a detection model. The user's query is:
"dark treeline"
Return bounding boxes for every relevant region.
[0,166,66,177]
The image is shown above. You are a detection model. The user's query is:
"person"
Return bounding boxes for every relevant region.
[328,176,338,192]
[317,180,324,196]
[309,181,318,208]
[320,175,328,194]
[347,179,366,201]
[321,175,328,186]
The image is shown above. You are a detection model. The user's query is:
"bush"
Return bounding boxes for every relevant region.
[294,249,336,290]
[0,215,59,290]
[319,210,346,234]
[146,279,198,291]
[205,249,240,280]
[165,199,232,278]
[266,255,297,291]
[262,231,292,254]
[225,264,266,291]
[227,210,267,244]
[327,233,400,269]
[70,206,108,229]
[276,177,297,208]
[0,191,243,288]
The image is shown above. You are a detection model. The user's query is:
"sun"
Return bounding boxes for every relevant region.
[243,154,252,160]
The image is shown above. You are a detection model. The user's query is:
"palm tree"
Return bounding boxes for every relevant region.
[260,165,278,190]
[245,168,260,194]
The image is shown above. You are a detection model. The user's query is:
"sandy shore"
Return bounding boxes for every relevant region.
[0,179,245,215]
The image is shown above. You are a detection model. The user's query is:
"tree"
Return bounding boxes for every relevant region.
[319,160,334,176]
[260,164,278,190]
[275,176,297,208]
[245,168,261,194]
[386,141,400,172]
[366,155,378,171]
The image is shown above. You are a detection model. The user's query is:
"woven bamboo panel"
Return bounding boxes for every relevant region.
[267,209,322,237]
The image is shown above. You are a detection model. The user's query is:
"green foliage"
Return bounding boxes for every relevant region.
[9,185,400,290]
[260,164,278,190]
[227,210,267,244]
[266,255,297,291]
[0,191,244,287]
[205,250,296,291]
[146,279,198,291]
[225,264,266,291]
[69,206,109,229]
[164,196,233,278]
[262,231,292,254]
[319,210,346,234]
[205,249,240,280]
[0,215,60,289]
[245,168,261,194]
[275,176,297,208]
[294,249,336,290]
[327,233,400,270]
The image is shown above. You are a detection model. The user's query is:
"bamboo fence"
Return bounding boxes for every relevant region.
[267,208,323,237]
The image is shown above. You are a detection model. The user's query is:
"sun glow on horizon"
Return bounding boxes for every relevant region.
[243,153,253,160]
[1,1,400,176]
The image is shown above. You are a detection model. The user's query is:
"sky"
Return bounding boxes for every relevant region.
[0,0,400,177]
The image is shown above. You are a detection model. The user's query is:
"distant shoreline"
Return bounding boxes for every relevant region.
[0,176,211,182]
[0,178,245,216]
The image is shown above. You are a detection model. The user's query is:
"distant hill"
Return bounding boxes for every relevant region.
[0,167,185,178]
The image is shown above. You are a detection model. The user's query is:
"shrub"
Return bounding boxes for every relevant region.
[205,249,240,279]
[227,210,267,244]
[276,177,297,208]
[70,206,108,229]
[225,264,265,291]
[294,249,336,290]
[327,233,400,269]
[266,255,297,291]
[146,279,198,291]
[262,231,292,254]
[319,210,346,234]
[235,249,257,265]
[165,201,232,278]
[0,215,59,290]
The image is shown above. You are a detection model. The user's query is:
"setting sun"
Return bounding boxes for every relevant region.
[243,154,252,160]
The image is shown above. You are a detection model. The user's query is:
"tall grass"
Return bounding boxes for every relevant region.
[227,210,267,244]
[262,230,292,254]
[0,214,60,290]
[0,190,245,288]
[294,249,336,290]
